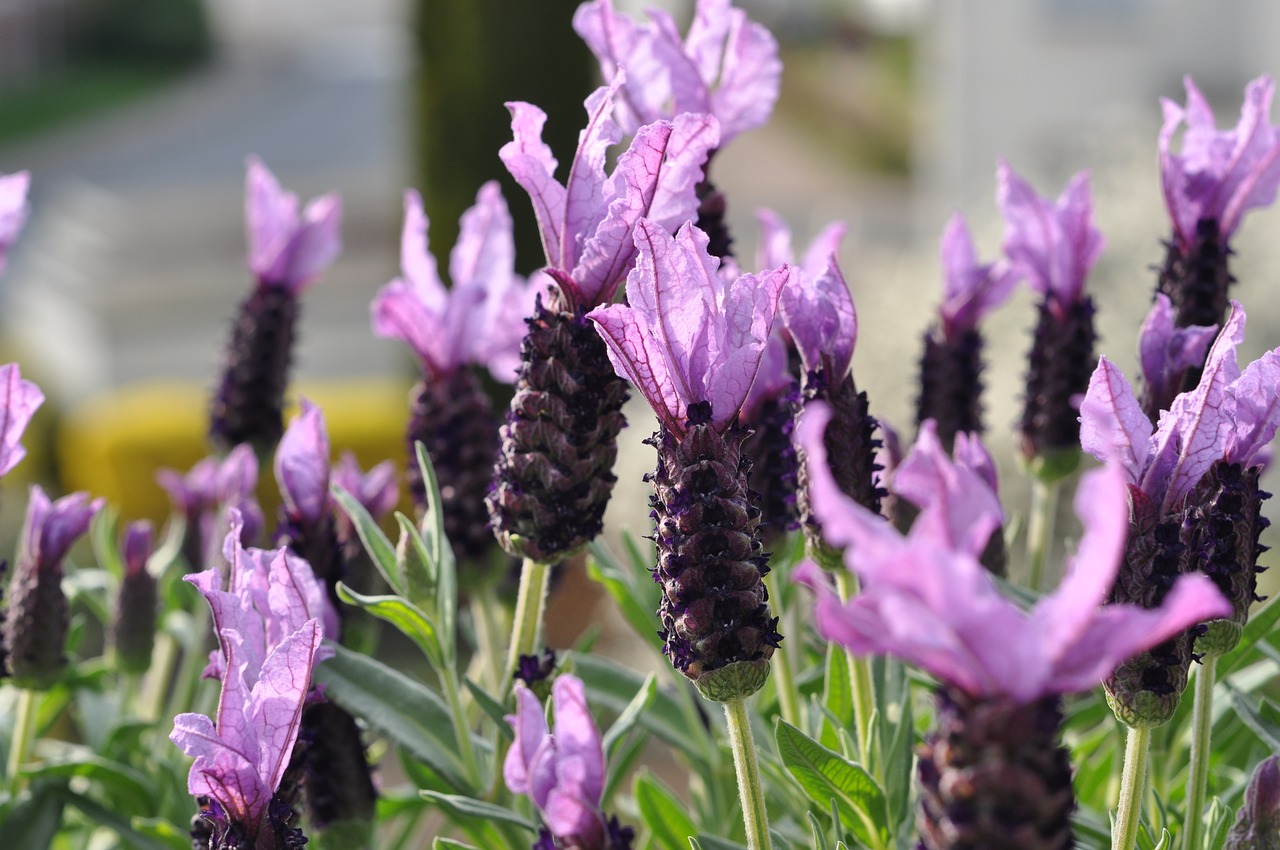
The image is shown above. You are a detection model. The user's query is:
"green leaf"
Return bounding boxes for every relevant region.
[313,643,472,793]
[820,643,852,753]
[586,537,663,653]
[1226,689,1280,750]
[419,791,535,831]
[0,784,66,850]
[692,835,748,850]
[395,513,438,621]
[572,654,709,760]
[311,819,375,850]
[635,773,699,850]
[332,483,402,595]
[24,751,153,815]
[775,719,890,849]
[603,673,657,758]
[808,812,831,850]
[335,583,444,671]
[463,677,514,741]
[688,840,703,850]
[415,441,458,660]
[433,839,480,850]
[54,785,188,850]
[1218,592,1280,677]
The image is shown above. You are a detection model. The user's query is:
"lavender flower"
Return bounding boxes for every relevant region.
[1157,76,1280,333]
[797,404,1228,850]
[210,157,342,454]
[3,487,104,688]
[505,675,633,850]
[916,213,1020,450]
[0,170,30,275]
[0,363,44,478]
[590,219,785,700]
[739,333,800,541]
[489,83,717,562]
[998,162,1102,471]
[373,184,537,558]
[158,444,263,569]
[1227,756,1280,850]
[112,520,158,674]
[331,451,398,561]
[1137,293,1217,421]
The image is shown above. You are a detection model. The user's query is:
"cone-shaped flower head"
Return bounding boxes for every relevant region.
[210,159,342,454]
[916,214,1020,449]
[573,0,780,147]
[505,675,612,850]
[372,182,540,384]
[245,156,341,295]
[113,520,158,674]
[171,618,322,846]
[3,486,103,688]
[998,162,1102,467]
[590,221,785,699]
[158,444,263,570]
[0,363,44,477]
[590,220,787,434]
[1160,75,1280,251]
[1227,756,1280,850]
[798,403,1229,703]
[501,80,719,311]
[0,170,30,276]
[1138,293,1218,421]
[740,333,801,540]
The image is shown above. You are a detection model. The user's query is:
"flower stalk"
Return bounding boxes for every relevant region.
[6,687,37,794]
[835,569,875,768]
[1114,725,1152,850]
[724,698,772,850]
[1184,653,1218,850]
[504,557,551,696]
[1026,475,1060,591]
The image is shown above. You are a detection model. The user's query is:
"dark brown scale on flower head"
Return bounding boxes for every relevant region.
[488,296,629,563]
[275,511,345,618]
[1184,461,1271,657]
[917,688,1074,850]
[695,177,733,261]
[1019,295,1096,463]
[3,551,68,690]
[210,285,299,456]
[407,366,501,564]
[1103,489,1200,727]
[647,410,780,701]
[916,326,985,454]
[113,565,158,674]
[742,382,801,545]
[296,700,377,830]
[1156,218,1234,340]
[796,369,884,566]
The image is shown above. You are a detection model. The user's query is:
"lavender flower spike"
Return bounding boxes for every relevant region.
[0,363,44,477]
[916,213,1020,449]
[0,170,31,275]
[998,162,1102,468]
[3,487,104,688]
[590,220,786,700]
[171,619,322,848]
[113,520,158,674]
[210,158,342,454]
[573,0,781,146]
[1157,76,1280,335]
[1226,756,1280,850]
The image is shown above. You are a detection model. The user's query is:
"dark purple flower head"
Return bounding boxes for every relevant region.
[0,363,44,478]
[1160,75,1280,248]
[797,403,1229,704]
[1227,756,1280,850]
[1081,302,1280,512]
[245,156,341,294]
[275,398,330,527]
[371,183,544,383]
[1138,293,1218,418]
[22,485,104,568]
[505,675,608,850]
[997,162,1104,312]
[574,0,780,147]
[589,219,786,434]
[937,212,1020,339]
[501,80,719,311]
[0,170,30,276]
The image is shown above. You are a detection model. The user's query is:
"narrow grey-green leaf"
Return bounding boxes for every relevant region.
[433,840,480,850]
[573,654,707,759]
[414,441,458,658]
[586,538,662,653]
[395,513,438,614]
[419,791,535,831]
[54,786,187,850]
[821,643,852,753]
[776,718,889,848]
[314,642,471,792]
[808,811,831,850]
[603,673,657,757]
[635,773,699,850]
[332,483,402,595]
[1,785,66,850]
[1220,593,1280,677]
[336,582,444,671]
[464,677,514,741]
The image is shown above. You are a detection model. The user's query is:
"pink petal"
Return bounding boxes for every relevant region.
[0,171,31,274]
[894,420,1001,556]
[0,363,43,477]
[702,0,781,143]
[590,301,686,428]
[1079,357,1153,485]
[754,207,792,270]
[779,248,856,378]
[504,684,550,797]
[500,102,567,274]
[249,619,322,798]
[550,675,605,807]
[1224,348,1280,467]
[274,400,330,526]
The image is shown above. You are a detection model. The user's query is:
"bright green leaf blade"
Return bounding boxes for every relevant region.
[313,642,472,793]
[54,786,187,850]
[1219,594,1280,678]
[419,791,536,831]
[414,441,458,657]
[335,582,445,671]
[434,839,480,850]
[463,677,514,742]
[24,751,153,815]
[692,835,748,850]
[776,718,890,848]
[820,643,852,753]
[603,673,657,757]
[332,483,403,596]
[586,542,663,654]
[1226,689,1280,750]
[395,512,438,616]
[808,811,831,850]
[635,773,699,850]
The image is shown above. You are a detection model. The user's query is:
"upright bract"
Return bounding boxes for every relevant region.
[373,183,536,559]
[1157,75,1280,334]
[210,158,342,455]
[998,162,1102,471]
[797,404,1228,849]
[590,219,785,700]
[489,83,717,563]
[1137,293,1217,420]
[0,170,30,275]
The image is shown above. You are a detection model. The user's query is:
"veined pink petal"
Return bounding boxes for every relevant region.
[504,684,551,797]
[549,676,605,808]
[779,248,856,378]
[754,207,792,270]
[500,102,566,272]
[0,363,43,477]
[563,82,625,278]
[1223,348,1280,467]
[249,619,322,800]
[590,301,687,428]
[371,278,447,372]
[1138,294,1217,414]
[398,189,446,308]
[894,420,1001,557]
[1079,357,1153,485]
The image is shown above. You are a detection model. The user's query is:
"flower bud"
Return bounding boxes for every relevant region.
[112,521,158,674]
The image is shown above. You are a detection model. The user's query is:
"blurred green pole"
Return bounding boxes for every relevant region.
[412,0,594,274]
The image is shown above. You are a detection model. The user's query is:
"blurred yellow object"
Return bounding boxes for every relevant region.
[59,378,413,524]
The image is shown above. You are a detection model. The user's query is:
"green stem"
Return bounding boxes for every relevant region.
[1183,654,1217,850]
[142,630,178,722]
[834,571,875,768]
[763,570,801,728]
[1114,725,1152,850]
[472,581,507,694]
[166,604,210,721]
[7,688,38,794]
[1026,476,1060,591]
[441,667,482,790]
[503,558,551,697]
[724,699,772,850]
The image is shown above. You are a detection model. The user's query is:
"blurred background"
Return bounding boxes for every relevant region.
[2,0,1280,618]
